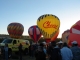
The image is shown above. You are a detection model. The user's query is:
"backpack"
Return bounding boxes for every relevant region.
[50,48,62,60]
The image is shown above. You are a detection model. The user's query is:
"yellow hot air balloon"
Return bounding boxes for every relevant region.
[51,30,59,41]
[37,14,60,39]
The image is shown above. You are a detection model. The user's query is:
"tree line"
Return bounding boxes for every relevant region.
[0,38,62,43]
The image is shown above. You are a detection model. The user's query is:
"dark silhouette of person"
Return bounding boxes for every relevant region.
[47,41,62,60]
[4,44,8,60]
[18,43,23,60]
[35,44,46,60]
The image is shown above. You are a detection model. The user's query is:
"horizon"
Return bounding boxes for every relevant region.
[0,0,80,38]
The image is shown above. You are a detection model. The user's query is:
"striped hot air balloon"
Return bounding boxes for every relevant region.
[7,22,24,39]
[69,21,80,47]
[28,25,42,43]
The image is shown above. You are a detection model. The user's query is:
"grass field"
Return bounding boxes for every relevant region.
[0,54,49,60]
[0,55,36,60]
[10,56,36,60]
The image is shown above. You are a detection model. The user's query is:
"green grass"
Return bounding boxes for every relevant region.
[9,56,36,60]
[9,56,49,60]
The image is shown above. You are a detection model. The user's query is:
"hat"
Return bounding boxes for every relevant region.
[42,42,46,45]
[58,41,63,44]
[71,41,78,44]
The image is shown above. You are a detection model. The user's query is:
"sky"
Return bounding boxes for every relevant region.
[0,0,80,38]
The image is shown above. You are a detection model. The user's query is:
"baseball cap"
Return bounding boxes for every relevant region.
[71,41,78,44]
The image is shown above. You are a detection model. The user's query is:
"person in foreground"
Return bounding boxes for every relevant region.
[47,41,62,60]
[61,43,73,60]
[70,41,80,60]
[35,43,46,60]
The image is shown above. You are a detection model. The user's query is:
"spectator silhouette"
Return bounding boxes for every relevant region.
[4,43,8,60]
[18,43,23,60]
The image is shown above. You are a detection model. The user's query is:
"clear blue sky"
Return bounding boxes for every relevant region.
[0,0,80,38]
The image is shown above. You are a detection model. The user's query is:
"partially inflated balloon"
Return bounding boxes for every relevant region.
[7,22,24,39]
[51,30,59,41]
[37,14,60,39]
[62,29,70,43]
[28,25,42,43]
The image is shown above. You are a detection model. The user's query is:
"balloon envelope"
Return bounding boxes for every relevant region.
[28,25,42,42]
[62,29,70,43]
[68,20,80,47]
[70,24,80,34]
[51,30,59,41]
[7,22,24,39]
[37,14,60,39]
[75,20,80,26]
[68,33,80,47]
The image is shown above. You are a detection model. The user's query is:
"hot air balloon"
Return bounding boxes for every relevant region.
[70,20,80,33]
[7,22,24,39]
[62,29,70,44]
[28,25,42,43]
[37,14,60,42]
[69,22,80,47]
[51,30,59,41]
[75,20,80,25]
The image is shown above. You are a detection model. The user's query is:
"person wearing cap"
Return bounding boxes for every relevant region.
[70,41,80,60]
[57,41,63,49]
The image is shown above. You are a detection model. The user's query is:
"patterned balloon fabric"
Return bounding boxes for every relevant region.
[7,22,24,39]
[28,25,42,42]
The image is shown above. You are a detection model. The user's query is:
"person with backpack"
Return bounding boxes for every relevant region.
[47,41,62,60]
[71,41,80,60]
[61,43,73,60]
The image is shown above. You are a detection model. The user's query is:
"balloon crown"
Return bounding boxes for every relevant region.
[38,14,59,21]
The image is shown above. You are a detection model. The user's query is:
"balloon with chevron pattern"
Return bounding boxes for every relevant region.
[7,22,24,39]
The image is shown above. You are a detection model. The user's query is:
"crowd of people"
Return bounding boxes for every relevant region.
[0,40,80,60]
[29,40,80,60]
[0,43,23,60]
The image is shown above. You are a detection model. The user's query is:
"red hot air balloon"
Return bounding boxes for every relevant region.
[7,22,24,39]
[28,25,42,43]
[75,20,80,25]
[69,23,80,47]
